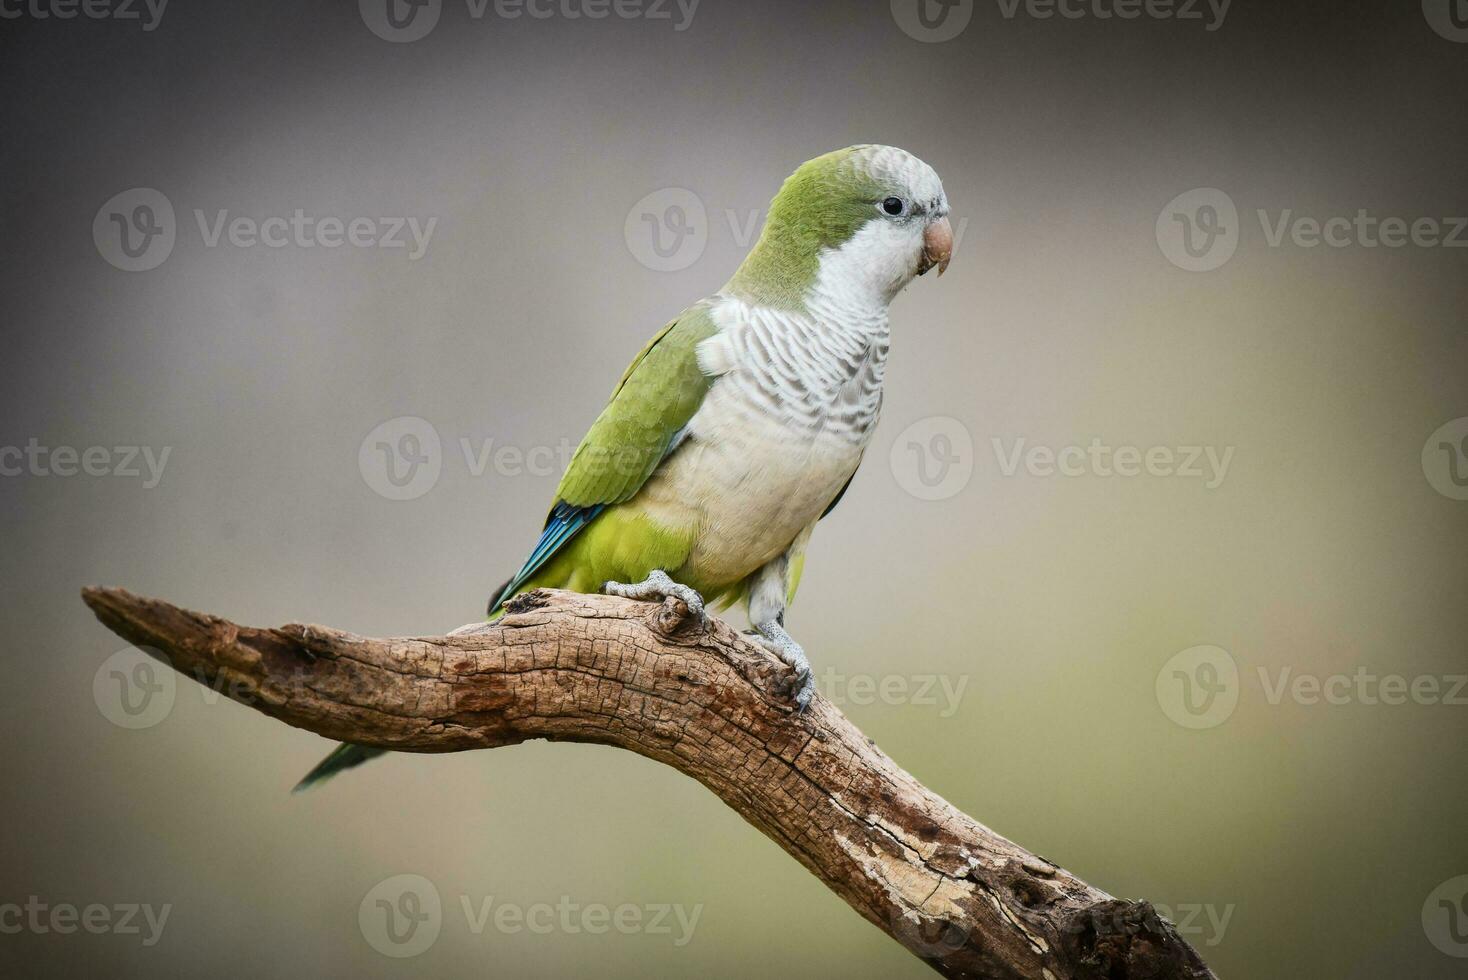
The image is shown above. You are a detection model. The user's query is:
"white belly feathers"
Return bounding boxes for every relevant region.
[633,294,888,586]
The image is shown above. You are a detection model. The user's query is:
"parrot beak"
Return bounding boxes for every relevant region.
[918,216,954,278]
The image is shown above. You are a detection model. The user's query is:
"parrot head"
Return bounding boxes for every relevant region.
[727,145,952,309]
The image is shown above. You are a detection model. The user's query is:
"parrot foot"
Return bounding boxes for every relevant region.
[751,622,814,712]
[603,570,707,624]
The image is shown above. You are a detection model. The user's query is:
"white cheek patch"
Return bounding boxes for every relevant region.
[813,219,927,308]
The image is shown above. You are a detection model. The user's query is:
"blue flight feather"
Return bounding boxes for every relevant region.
[489,501,605,614]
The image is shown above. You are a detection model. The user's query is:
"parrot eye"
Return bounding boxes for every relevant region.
[880,197,905,217]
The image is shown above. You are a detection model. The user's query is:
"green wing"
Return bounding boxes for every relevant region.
[556,304,719,506]
[488,304,719,613]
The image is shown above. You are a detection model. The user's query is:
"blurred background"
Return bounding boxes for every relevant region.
[2,0,1466,976]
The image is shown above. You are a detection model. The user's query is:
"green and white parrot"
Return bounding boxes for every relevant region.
[296,145,952,790]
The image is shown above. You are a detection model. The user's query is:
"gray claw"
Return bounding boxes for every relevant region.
[752,622,815,711]
[603,569,707,621]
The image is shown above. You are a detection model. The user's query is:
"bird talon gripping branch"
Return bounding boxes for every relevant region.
[603,570,707,621]
[751,624,816,710]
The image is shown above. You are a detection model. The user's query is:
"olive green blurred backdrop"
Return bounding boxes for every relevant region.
[1,1,1465,977]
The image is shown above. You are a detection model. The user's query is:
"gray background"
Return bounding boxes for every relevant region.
[2,0,1466,976]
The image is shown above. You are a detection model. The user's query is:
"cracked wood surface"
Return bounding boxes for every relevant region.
[81,585,1218,980]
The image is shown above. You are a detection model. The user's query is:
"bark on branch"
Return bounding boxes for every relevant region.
[81,585,1218,980]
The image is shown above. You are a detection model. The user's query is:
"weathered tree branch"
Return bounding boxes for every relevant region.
[82,585,1217,980]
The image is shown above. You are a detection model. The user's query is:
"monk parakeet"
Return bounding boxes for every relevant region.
[297,145,952,790]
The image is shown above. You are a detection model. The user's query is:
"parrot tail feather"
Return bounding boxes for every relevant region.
[486,575,514,617]
[292,743,385,793]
